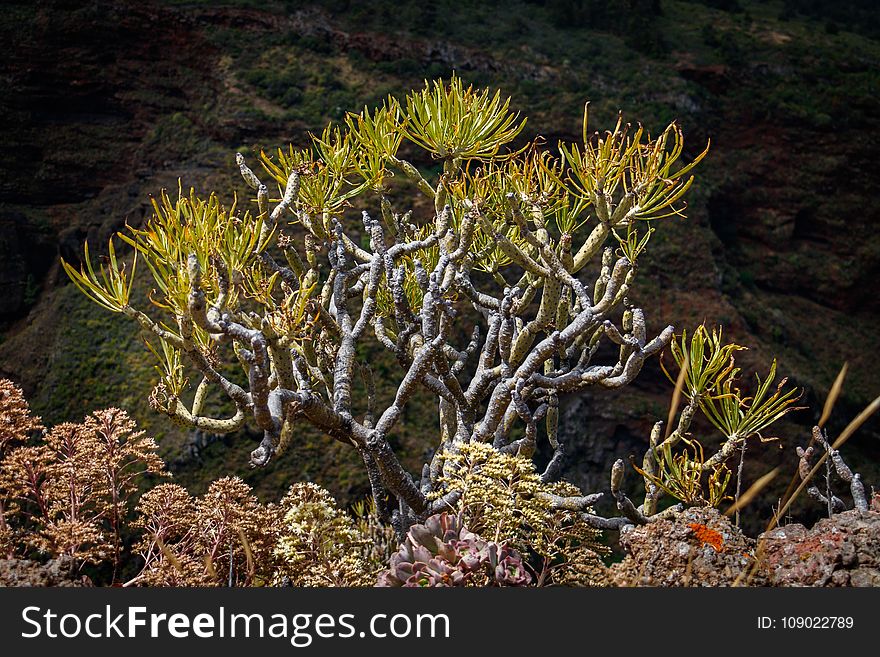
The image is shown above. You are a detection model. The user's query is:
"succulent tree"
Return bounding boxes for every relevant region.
[63,76,710,533]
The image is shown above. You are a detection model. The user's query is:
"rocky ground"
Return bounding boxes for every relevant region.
[757,505,880,586]
[609,503,880,586]
[0,558,90,587]
[610,507,755,586]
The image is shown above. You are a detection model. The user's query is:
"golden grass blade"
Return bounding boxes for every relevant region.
[767,458,824,532]
[156,537,184,576]
[237,527,255,583]
[724,467,779,517]
[203,553,217,580]
[818,362,848,428]
[664,354,689,441]
[832,393,880,450]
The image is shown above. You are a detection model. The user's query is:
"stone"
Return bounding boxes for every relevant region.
[609,507,756,586]
[757,510,880,587]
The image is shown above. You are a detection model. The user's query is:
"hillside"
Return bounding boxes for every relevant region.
[1,0,878,532]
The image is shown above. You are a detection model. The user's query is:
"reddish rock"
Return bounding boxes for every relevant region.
[757,510,880,587]
[610,507,880,587]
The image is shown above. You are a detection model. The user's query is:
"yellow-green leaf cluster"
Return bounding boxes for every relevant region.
[402,75,526,160]
[61,238,136,313]
[664,325,802,441]
[560,106,709,223]
[120,188,269,315]
[634,440,732,508]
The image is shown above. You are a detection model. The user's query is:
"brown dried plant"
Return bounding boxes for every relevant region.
[131,479,373,587]
[0,380,166,580]
[0,380,43,452]
[129,482,207,586]
[131,477,274,587]
[0,380,43,556]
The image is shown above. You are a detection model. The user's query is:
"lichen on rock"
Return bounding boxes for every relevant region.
[757,509,880,587]
[609,507,755,586]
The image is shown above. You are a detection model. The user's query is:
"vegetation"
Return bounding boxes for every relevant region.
[2,361,869,587]
[0,65,874,580]
[2,2,879,586]
[61,76,723,535]
[378,511,532,587]
[0,378,602,586]
[0,378,380,586]
[50,76,826,580]
[5,0,880,515]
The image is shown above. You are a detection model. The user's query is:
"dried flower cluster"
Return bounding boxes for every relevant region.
[272,482,374,586]
[0,379,42,452]
[1,381,376,587]
[0,383,166,578]
[434,441,608,585]
[133,479,374,587]
[0,380,44,555]
[132,477,276,586]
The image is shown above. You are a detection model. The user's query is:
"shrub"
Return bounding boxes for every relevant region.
[132,479,374,587]
[434,441,608,586]
[272,482,374,586]
[63,75,715,537]
[0,380,375,586]
[0,383,166,580]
